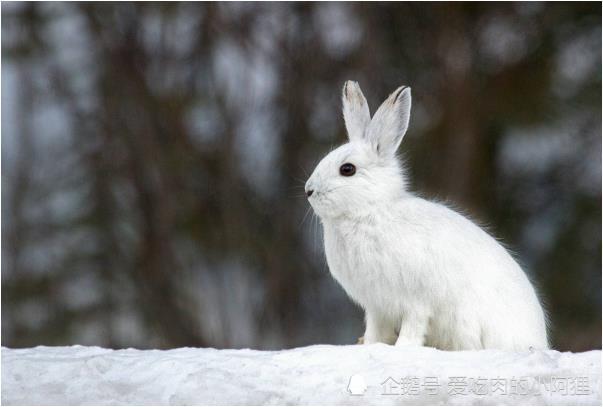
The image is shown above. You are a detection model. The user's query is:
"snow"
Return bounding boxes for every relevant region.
[2,344,600,405]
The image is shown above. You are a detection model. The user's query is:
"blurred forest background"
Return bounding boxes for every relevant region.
[2,2,601,352]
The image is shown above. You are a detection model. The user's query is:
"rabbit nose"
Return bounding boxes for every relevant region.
[306,189,314,197]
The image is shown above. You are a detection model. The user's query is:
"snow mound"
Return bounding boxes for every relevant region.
[2,344,600,405]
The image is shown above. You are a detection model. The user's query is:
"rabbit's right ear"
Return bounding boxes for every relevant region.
[342,81,370,142]
[366,85,411,158]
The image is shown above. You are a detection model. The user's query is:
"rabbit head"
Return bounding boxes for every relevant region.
[305,81,412,219]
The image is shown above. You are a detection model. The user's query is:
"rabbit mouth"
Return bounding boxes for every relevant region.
[307,192,341,219]
[307,192,326,210]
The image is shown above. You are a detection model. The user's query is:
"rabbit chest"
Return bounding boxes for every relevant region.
[322,215,426,312]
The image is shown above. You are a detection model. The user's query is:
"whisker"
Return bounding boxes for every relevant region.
[298,163,309,178]
[299,205,312,228]
[292,176,307,185]
[321,242,328,276]
[314,216,321,253]
[312,215,317,254]
[323,185,355,194]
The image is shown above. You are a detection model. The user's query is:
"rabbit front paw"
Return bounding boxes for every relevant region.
[364,312,397,345]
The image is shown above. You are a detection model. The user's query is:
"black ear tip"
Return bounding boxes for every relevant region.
[394,86,411,102]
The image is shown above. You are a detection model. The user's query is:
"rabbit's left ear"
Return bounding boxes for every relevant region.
[342,81,371,142]
[367,86,411,157]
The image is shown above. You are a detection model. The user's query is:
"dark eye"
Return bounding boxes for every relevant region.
[339,163,356,177]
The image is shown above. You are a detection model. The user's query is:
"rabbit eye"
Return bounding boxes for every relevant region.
[339,163,356,177]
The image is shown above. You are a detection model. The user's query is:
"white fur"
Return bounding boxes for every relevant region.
[306,81,549,351]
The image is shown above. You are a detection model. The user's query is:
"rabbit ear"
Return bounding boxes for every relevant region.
[342,81,371,142]
[367,86,411,157]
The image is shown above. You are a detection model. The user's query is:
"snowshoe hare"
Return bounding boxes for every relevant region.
[305,81,549,351]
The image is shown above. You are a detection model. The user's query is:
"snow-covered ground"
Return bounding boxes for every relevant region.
[2,344,600,405]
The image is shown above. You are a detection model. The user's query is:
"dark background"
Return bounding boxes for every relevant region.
[2,2,601,351]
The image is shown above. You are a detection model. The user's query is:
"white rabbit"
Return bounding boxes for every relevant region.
[305,81,549,351]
